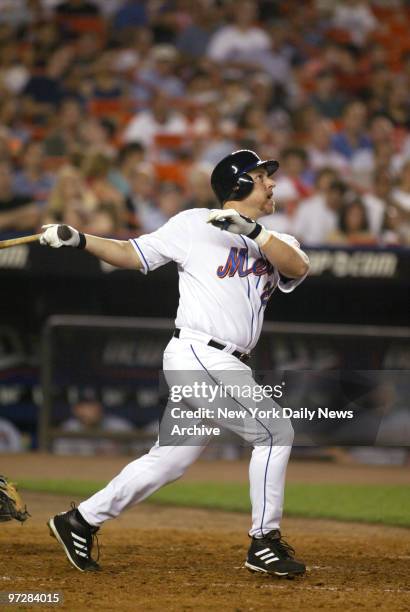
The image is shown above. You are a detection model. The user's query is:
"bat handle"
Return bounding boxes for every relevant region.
[0,234,41,249]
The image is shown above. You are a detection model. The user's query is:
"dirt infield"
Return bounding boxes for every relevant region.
[0,455,409,611]
[1,493,409,612]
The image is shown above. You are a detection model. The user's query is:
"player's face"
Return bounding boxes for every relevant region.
[245,168,276,217]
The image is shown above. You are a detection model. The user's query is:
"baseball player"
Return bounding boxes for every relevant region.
[41,150,309,578]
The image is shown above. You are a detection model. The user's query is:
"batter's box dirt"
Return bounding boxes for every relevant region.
[0,492,409,611]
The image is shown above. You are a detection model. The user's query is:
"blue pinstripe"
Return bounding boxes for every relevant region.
[240,236,255,350]
[131,238,150,272]
[190,344,273,536]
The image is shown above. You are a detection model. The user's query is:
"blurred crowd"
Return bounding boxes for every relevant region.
[0,0,410,246]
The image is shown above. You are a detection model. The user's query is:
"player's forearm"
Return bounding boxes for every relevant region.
[261,234,309,278]
[40,224,142,269]
[84,235,142,270]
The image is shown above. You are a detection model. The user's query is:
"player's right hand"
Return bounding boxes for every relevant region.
[39,224,83,248]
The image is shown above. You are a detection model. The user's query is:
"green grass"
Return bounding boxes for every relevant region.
[19,479,410,528]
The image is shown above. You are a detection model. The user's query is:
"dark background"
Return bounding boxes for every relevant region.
[1,243,408,329]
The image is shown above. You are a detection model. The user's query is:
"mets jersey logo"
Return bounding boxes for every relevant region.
[217,247,273,278]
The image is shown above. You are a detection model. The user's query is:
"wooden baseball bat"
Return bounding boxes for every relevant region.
[0,233,40,249]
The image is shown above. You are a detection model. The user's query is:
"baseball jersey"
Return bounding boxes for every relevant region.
[130,208,306,352]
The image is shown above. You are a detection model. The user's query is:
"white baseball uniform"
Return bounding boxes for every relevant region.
[79,208,307,537]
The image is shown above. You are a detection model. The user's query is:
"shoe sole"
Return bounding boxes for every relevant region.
[245,561,305,578]
[47,517,86,573]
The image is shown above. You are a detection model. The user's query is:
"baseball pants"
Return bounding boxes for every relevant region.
[79,333,294,537]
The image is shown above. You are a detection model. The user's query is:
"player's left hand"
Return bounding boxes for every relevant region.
[207,209,271,247]
[39,224,86,249]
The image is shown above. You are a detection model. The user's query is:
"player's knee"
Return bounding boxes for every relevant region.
[160,458,188,483]
[255,417,294,446]
[272,419,294,446]
[289,420,295,441]
[282,420,294,446]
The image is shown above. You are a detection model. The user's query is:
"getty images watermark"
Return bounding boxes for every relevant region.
[158,370,409,446]
[168,381,353,422]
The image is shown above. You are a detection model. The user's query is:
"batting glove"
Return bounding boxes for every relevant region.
[207,209,272,248]
[39,224,86,249]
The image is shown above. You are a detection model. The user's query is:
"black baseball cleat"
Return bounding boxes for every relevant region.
[245,529,306,578]
[47,504,101,572]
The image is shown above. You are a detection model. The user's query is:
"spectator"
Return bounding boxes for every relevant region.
[112,0,148,31]
[260,196,293,234]
[132,44,184,105]
[363,40,388,71]
[122,91,188,149]
[125,162,164,232]
[380,205,406,246]
[306,118,349,174]
[109,141,146,197]
[273,147,312,210]
[333,43,368,98]
[248,72,282,116]
[176,1,221,60]
[80,152,125,233]
[219,70,252,123]
[0,417,23,452]
[157,181,184,220]
[69,32,102,80]
[198,129,237,167]
[0,126,11,161]
[183,163,215,210]
[292,179,348,245]
[373,140,401,181]
[331,0,377,47]
[362,168,394,236]
[81,153,122,199]
[350,114,398,187]
[53,387,135,456]
[331,100,372,160]
[0,160,40,237]
[184,69,222,121]
[264,164,338,236]
[90,53,126,101]
[91,0,119,17]
[43,98,83,157]
[309,69,347,120]
[30,20,60,66]
[0,0,36,27]
[21,59,63,117]
[44,163,98,230]
[327,198,376,245]
[238,103,275,147]
[391,159,410,244]
[0,95,31,153]
[0,0,406,245]
[392,159,410,214]
[383,77,410,130]
[0,40,30,95]
[54,0,100,17]
[206,0,270,65]
[254,24,297,105]
[13,140,55,204]
[364,63,392,115]
[77,116,117,158]
[112,26,154,76]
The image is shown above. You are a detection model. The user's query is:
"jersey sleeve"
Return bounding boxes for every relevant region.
[129,212,191,274]
[270,231,309,293]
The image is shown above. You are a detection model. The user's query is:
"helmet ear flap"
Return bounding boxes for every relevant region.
[228,173,254,202]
